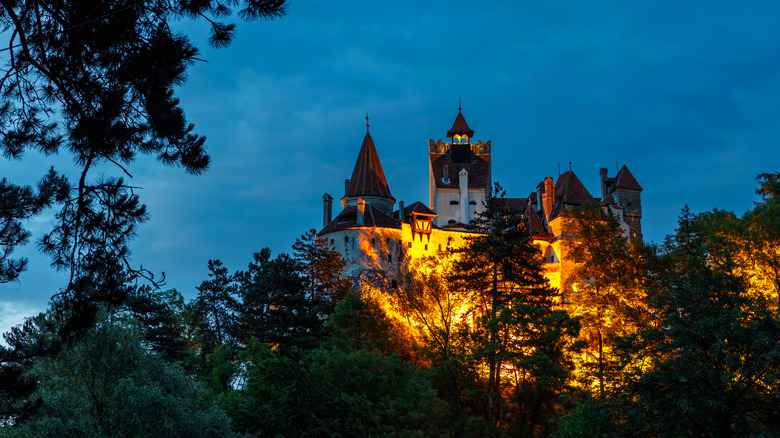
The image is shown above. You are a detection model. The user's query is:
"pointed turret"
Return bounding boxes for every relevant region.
[447,109,475,139]
[341,128,395,215]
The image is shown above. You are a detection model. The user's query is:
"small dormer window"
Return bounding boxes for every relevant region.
[442,165,450,184]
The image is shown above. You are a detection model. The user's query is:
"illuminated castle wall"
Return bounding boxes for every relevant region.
[319,110,642,292]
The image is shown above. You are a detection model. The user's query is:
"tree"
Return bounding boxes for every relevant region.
[121,286,188,361]
[230,343,448,437]
[236,248,325,355]
[450,183,581,432]
[562,202,645,398]
[292,228,350,305]
[0,171,68,283]
[5,312,236,437]
[610,208,780,437]
[0,0,287,414]
[194,259,238,353]
[1,0,287,313]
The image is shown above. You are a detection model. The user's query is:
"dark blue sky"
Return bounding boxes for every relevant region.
[3,0,780,333]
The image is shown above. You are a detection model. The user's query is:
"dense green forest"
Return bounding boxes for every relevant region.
[0,0,779,436]
[1,176,779,437]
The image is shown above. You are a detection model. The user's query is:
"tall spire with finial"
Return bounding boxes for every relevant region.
[341,115,395,213]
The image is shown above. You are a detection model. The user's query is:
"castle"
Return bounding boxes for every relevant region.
[319,109,642,291]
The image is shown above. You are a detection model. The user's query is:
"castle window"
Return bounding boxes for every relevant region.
[550,255,555,263]
[408,242,412,248]
[372,238,376,244]
[448,219,456,224]
[425,244,428,251]
[438,244,442,250]
[386,237,390,244]
[388,254,393,263]
[469,200,477,205]
[330,239,334,245]
[450,200,459,205]
[391,280,398,289]
[344,236,349,243]
[443,165,450,184]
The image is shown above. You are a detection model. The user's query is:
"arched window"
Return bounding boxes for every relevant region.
[443,165,449,183]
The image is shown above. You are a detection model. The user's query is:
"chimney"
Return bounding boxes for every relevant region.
[344,179,350,196]
[357,198,365,225]
[398,200,404,221]
[542,176,555,219]
[600,168,608,200]
[459,169,469,223]
[322,193,333,229]
[536,181,544,211]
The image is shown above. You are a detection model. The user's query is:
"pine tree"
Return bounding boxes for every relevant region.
[195,260,239,353]
[449,183,581,432]
[292,228,350,305]
[236,248,325,356]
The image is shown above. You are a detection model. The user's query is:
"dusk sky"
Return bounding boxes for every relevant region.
[3,0,780,334]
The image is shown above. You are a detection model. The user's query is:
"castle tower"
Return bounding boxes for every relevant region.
[341,125,396,215]
[428,107,492,227]
[608,165,643,240]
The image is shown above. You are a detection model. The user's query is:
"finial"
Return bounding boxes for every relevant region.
[458,96,462,112]
[569,158,572,172]
[366,113,369,131]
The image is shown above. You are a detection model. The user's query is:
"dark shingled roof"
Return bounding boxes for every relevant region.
[610,165,643,192]
[496,197,529,213]
[430,153,491,190]
[549,171,597,219]
[344,131,395,201]
[525,204,552,240]
[319,204,400,235]
[403,201,436,217]
[447,111,474,138]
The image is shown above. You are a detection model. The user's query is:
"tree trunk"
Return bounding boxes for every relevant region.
[487,262,499,424]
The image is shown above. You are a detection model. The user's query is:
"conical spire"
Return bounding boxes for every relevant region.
[343,129,395,209]
[447,107,474,138]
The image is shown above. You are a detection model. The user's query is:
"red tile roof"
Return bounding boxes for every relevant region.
[550,171,597,219]
[447,111,474,138]
[611,165,643,192]
[345,131,395,201]
[525,204,552,239]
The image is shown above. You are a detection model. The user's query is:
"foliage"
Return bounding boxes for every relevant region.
[446,183,582,434]
[292,228,351,305]
[0,0,287,415]
[229,342,448,437]
[327,291,404,354]
[608,207,780,437]
[235,248,326,356]
[194,259,239,352]
[0,170,68,283]
[562,202,645,397]
[4,313,235,437]
[121,286,188,360]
